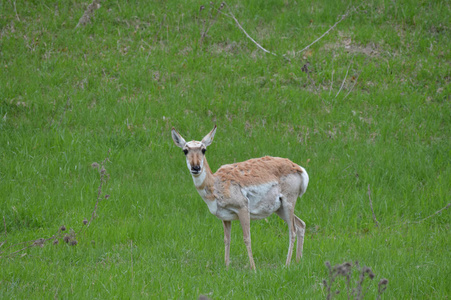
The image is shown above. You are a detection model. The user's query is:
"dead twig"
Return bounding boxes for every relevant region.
[414,202,451,224]
[219,2,277,56]
[296,4,364,55]
[13,1,21,22]
[329,69,335,96]
[329,53,336,97]
[367,185,379,227]
[296,14,348,55]
[78,149,111,235]
[342,71,360,101]
[340,56,370,101]
[212,2,365,65]
[0,234,59,259]
[334,54,354,99]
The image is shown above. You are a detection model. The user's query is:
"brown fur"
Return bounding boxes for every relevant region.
[186,146,204,168]
[196,158,216,200]
[215,156,303,186]
[196,156,303,199]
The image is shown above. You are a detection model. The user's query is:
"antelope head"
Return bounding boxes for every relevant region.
[171,125,217,177]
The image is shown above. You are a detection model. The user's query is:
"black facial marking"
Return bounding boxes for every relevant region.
[183,149,188,155]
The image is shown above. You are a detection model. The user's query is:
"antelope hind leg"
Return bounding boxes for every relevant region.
[294,215,306,262]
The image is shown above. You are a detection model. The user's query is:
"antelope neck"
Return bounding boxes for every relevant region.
[194,157,214,191]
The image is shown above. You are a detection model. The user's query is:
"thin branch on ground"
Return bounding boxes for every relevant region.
[0,238,40,253]
[296,4,364,55]
[219,2,277,56]
[296,15,347,55]
[367,184,379,227]
[78,149,111,235]
[342,71,360,101]
[3,245,30,258]
[329,53,336,97]
[0,231,60,259]
[334,54,354,99]
[414,202,451,224]
[211,1,365,67]
[341,56,370,101]
[329,69,335,97]
[13,1,21,22]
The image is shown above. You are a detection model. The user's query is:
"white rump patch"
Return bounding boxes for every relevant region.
[298,166,309,195]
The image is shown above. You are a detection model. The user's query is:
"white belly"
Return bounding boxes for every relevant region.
[241,182,281,220]
[197,182,282,221]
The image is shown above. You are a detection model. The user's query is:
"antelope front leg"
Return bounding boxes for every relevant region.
[237,209,256,271]
[222,220,232,268]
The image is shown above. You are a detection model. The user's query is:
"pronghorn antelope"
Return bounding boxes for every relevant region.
[171,125,309,270]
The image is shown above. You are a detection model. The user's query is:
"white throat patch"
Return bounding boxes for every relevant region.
[192,167,206,187]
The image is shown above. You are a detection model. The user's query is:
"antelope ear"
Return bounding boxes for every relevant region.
[201,125,217,147]
[171,128,186,148]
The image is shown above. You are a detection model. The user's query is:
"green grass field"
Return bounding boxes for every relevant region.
[1,0,450,298]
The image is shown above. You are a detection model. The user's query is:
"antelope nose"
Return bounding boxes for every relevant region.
[192,165,201,173]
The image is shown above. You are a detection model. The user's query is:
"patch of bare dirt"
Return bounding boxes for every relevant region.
[324,34,381,57]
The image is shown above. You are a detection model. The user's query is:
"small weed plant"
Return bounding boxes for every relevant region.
[323,261,388,300]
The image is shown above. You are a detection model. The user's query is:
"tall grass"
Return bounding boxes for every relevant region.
[1,0,450,298]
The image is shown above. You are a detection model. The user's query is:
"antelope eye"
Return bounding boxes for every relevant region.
[202,148,206,154]
[183,149,188,155]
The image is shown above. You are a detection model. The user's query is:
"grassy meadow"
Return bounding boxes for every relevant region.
[1,0,450,298]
